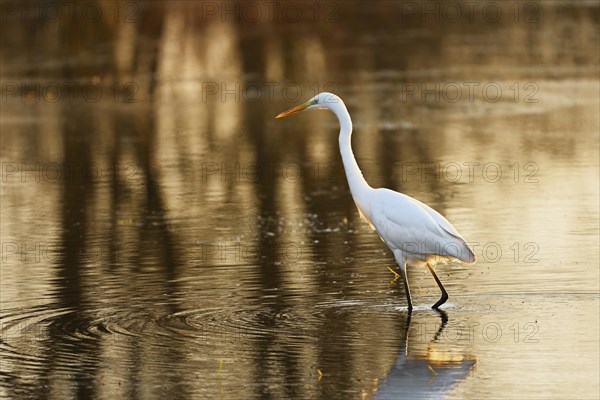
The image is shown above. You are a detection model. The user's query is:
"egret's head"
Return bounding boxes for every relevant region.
[275,92,342,119]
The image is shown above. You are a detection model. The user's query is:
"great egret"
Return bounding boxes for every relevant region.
[276,92,476,311]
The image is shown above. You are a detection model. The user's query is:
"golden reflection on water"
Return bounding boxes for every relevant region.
[1,1,599,399]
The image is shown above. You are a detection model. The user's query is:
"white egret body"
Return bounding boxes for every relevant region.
[276,93,475,310]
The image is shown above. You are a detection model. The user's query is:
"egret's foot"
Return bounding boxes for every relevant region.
[426,263,449,309]
[431,291,448,309]
[387,266,400,284]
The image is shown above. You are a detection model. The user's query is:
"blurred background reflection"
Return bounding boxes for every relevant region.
[1,1,598,399]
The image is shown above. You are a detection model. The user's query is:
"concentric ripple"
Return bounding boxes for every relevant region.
[0,301,330,375]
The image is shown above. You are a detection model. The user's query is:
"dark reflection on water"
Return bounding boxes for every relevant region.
[1,1,599,399]
[375,311,477,400]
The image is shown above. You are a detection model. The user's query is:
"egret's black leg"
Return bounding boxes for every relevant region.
[426,263,448,309]
[399,264,413,312]
[402,309,412,354]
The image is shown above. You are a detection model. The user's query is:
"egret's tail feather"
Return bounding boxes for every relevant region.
[445,240,476,264]
[461,245,477,264]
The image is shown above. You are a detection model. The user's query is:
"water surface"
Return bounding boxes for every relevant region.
[1,1,599,399]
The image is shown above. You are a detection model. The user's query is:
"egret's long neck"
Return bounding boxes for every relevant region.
[333,104,372,204]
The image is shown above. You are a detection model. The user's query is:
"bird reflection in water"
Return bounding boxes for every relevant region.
[373,310,476,399]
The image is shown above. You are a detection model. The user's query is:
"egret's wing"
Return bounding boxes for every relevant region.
[407,197,476,262]
[370,189,475,263]
[404,195,466,242]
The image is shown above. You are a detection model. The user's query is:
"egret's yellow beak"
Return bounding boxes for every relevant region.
[275,101,310,119]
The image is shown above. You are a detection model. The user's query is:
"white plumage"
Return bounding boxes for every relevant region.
[276,92,476,311]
